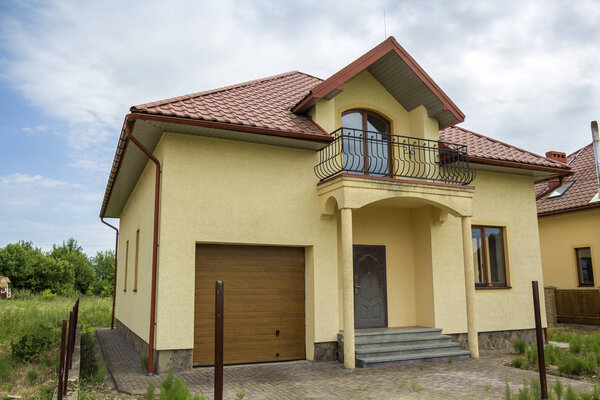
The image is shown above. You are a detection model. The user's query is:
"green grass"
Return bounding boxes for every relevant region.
[512,329,600,378]
[506,377,600,400]
[0,294,111,399]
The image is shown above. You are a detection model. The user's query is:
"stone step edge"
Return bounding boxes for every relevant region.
[358,350,471,364]
[354,342,462,355]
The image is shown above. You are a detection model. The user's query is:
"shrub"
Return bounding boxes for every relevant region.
[513,338,527,354]
[570,335,584,354]
[11,332,53,363]
[40,289,56,300]
[145,381,155,400]
[512,357,524,369]
[157,370,208,400]
[558,352,585,376]
[551,379,563,400]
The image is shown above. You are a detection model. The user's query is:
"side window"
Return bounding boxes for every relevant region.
[575,247,594,286]
[472,226,508,288]
[124,240,129,292]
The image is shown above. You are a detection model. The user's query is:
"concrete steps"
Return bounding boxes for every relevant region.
[338,327,470,368]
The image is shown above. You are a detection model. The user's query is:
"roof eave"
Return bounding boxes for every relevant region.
[292,36,465,126]
[538,202,600,217]
[468,156,572,175]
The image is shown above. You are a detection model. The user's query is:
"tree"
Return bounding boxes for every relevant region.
[90,250,115,296]
[49,238,94,293]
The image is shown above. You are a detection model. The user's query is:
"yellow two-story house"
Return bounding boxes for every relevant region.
[100,37,570,373]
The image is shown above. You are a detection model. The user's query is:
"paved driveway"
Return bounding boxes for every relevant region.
[97,328,592,399]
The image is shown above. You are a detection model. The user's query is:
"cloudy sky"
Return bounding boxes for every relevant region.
[0,0,599,254]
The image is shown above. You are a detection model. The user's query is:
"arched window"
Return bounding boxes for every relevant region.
[341,110,391,176]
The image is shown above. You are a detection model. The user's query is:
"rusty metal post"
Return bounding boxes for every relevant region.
[57,320,67,400]
[533,281,548,399]
[214,280,224,400]
[64,311,73,394]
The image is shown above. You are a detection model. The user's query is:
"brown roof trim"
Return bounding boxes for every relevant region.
[468,156,572,175]
[100,112,333,217]
[538,202,600,217]
[127,112,333,143]
[293,36,465,125]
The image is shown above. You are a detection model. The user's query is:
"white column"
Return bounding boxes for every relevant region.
[461,216,479,358]
[341,208,355,369]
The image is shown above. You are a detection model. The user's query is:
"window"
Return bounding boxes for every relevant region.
[576,247,594,286]
[472,226,508,287]
[124,240,129,292]
[548,181,575,198]
[134,229,140,292]
[341,110,391,177]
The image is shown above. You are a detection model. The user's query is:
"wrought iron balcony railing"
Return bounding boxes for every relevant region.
[315,127,475,185]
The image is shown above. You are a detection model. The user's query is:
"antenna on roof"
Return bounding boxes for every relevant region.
[383,10,387,38]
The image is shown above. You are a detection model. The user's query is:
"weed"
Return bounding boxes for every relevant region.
[356,385,369,392]
[236,390,246,399]
[410,381,424,392]
[26,368,38,384]
[565,386,577,400]
[512,357,523,369]
[0,354,13,381]
[570,335,584,354]
[513,338,527,354]
[484,384,492,391]
[145,381,155,400]
[398,381,406,389]
[551,379,563,400]
[418,365,424,370]
[157,370,207,400]
[11,331,53,362]
[448,355,455,363]
[141,352,149,373]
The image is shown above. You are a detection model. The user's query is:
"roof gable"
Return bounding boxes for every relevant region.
[293,36,465,129]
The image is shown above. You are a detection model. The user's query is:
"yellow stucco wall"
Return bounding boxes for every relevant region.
[468,171,547,332]
[155,133,339,358]
[539,208,600,289]
[115,139,165,343]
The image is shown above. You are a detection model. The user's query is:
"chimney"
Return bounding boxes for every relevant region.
[545,151,567,191]
[591,121,600,200]
[546,151,567,164]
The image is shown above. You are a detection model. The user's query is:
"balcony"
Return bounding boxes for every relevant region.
[315,128,475,185]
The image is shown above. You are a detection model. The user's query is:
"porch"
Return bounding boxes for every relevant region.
[318,172,479,369]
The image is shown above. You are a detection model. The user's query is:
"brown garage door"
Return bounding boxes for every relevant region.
[194,244,305,366]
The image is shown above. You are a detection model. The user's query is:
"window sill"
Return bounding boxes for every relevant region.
[476,286,512,290]
[577,284,595,288]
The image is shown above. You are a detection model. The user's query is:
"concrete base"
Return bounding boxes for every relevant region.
[115,319,192,373]
[450,329,537,351]
[313,342,337,361]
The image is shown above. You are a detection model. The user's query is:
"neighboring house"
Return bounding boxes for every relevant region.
[537,143,600,289]
[100,37,571,373]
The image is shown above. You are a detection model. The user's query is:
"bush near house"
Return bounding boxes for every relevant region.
[512,329,600,378]
[0,239,115,296]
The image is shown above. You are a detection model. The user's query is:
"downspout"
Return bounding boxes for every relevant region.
[100,218,119,329]
[124,117,161,376]
[591,121,600,199]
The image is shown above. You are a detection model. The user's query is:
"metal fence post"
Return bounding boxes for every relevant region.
[214,280,224,400]
[57,320,67,400]
[532,281,548,400]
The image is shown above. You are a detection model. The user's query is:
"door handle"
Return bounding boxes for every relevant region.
[354,284,361,295]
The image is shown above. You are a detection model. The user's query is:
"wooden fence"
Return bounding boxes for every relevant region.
[555,289,600,325]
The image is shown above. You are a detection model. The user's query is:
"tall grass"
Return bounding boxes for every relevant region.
[0,294,111,399]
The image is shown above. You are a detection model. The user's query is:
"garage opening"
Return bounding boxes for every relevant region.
[194,244,306,366]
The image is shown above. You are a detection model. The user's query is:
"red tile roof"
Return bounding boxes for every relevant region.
[536,144,600,215]
[131,71,329,138]
[440,126,569,170]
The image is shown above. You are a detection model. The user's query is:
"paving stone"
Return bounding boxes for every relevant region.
[96,328,593,399]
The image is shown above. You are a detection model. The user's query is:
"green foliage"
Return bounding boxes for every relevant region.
[569,335,584,354]
[41,288,57,300]
[504,378,600,400]
[236,390,246,399]
[26,368,38,384]
[0,354,14,381]
[512,357,524,368]
[513,338,527,354]
[11,331,53,363]
[157,370,206,400]
[0,239,115,296]
[558,352,585,376]
[551,378,563,400]
[145,381,156,400]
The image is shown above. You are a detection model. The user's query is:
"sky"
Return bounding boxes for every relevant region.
[0,0,599,255]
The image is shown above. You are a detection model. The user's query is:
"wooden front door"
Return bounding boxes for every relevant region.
[194,244,306,366]
[353,245,388,329]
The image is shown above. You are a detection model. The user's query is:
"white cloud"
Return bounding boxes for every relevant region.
[0,0,599,252]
